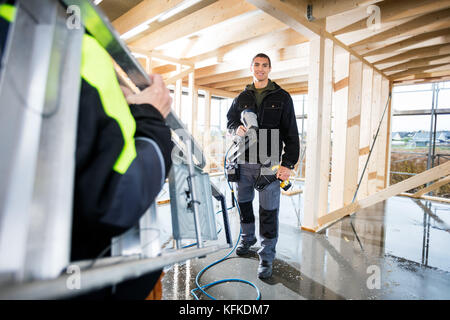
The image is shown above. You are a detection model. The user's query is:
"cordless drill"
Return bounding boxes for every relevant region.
[226,110,258,182]
[226,110,292,191]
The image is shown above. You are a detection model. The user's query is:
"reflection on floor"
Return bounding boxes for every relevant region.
[160,179,450,300]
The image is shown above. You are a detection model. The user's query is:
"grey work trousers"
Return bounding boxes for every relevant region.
[236,163,280,262]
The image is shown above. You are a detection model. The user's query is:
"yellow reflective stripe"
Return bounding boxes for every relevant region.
[81,34,136,174]
[0,4,16,22]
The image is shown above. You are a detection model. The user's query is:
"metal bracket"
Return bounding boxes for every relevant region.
[306,4,315,21]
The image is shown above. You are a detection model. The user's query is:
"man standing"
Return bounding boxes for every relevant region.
[227,53,299,279]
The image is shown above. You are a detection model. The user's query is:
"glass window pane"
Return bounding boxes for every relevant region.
[392,90,433,111]
[438,88,450,109]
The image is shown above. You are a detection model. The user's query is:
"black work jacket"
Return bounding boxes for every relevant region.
[226,81,299,169]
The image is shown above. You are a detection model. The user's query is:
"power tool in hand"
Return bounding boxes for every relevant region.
[226,110,259,182]
[253,164,292,192]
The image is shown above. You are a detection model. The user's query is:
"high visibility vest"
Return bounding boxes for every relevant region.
[0,3,137,174]
[80,34,137,174]
[0,3,15,23]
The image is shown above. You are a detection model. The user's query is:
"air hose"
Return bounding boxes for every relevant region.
[189,145,262,300]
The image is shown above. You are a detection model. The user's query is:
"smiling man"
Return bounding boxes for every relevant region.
[226,53,299,279]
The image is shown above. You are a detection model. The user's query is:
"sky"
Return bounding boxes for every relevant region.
[391,83,450,132]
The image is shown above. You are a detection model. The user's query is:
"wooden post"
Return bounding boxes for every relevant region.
[189,71,198,138]
[146,57,152,74]
[343,55,363,204]
[384,80,394,189]
[376,77,390,191]
[367,72,382,195]
[357,64,374,200]
[175,64,182,117]
[330,48,350,211]
[204,90,212,172]
[330,53,363,209]
[412,175,450,198]
[302,36,334,231]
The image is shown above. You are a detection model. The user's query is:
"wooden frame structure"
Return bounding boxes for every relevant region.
[100,0,450,231]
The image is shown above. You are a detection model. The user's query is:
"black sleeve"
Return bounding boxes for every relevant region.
[129,103,173,176]
[226,97,242,132]
[280,93,299,169]
[98,104,173,229]
[72,81,173,261]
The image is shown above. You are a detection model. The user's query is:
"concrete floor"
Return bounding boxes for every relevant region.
[158,179,450,300]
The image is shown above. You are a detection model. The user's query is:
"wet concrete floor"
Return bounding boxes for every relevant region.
[159,180,450,300]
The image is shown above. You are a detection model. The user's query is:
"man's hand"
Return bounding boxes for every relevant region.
[276,165,291,181]
[124,74,172,118]
[236,125,248,137]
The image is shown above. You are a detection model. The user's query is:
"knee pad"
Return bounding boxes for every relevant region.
[238,201,254,223]
[259,206,278,239]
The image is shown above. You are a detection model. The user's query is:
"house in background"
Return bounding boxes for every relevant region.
[392,132,411,146]
[406,131,450,148]
[436,131,450,145]
[408,131,430,148]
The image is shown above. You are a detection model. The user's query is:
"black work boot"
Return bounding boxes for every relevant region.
[236,237,257,256]
[258,260,273,279]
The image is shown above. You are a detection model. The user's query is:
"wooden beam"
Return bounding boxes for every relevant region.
[412,175,450,198]
[306,0,378,20]
[212,75,308,90]
[357,64,374,200]
[129,0,256,50]
[165,66,195,85]
[156,10,288,61]
[399,192,450,204]
[373,43,450,66]
[376,77,390,190]
[196,86,237,99]
[394,75,450,85]
[367,72,382,195]
[330,49,350,211]
[389,63,450,80]
[111,0,185,35]
[188,28,308,65]
[196,63,308,86]
[343,56,364,203]
[383,55,450,74]
[384,80,394,189]
[333,0,450,36]
[123,0,218,43]
[246,0,325,39]
[174,64,182,116]
[317,160,450,231]
[129,47,194,67]
[303,37,334,230]
[203,90,212,172]
[152,64,177,75]
[188,71,198,136]
[246,0,388,78]
[195,44,309,79]
[363,28,450,58]
[393,69,450,82]
[349,8,450,53]
[223,81,308,93]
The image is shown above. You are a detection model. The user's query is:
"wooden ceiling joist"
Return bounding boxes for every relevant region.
[189,29,308,67]
[129,0,257,50]
[156,10,288,60]
[382,54,450,74]
[246,0,389,78]
[373,43,450,66]
[332,0,450,36]
[104,0,450,90]
[349,8,450,54]
[391,63,450,80]
[363,27,450,58]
